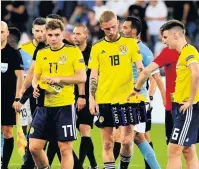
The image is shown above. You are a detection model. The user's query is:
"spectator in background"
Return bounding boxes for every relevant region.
[69,4,88,25]
[87,9,104,44]
[1,1,11,22]
[5,1,28,32]
[56,1,78,24]
[171,1,199,47]
[127,0,148,43]
[38,1,55,18]
[93,0,108,21]
[78,0,95,10]
[145,0,167,52]
[105,0,134,19]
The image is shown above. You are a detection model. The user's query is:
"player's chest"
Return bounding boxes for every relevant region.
[98,44,131,67]
[41,54,73,74]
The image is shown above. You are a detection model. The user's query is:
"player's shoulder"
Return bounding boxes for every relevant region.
[63,43,76,48]
[20,41,33,48]
[121,35,136,42]
[181,44,198,56]
[92,37,105,46]
[37,45,51,53]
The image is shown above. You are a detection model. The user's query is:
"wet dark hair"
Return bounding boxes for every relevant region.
[126,16,142,36]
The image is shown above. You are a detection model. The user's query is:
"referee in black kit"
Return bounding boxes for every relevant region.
[1,21,24,169]
[73,24,98,169]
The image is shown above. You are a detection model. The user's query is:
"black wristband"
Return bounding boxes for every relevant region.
[15,98,20,102]
[134,87,141,92]
[78,95,86,99]
[149,96,153,101]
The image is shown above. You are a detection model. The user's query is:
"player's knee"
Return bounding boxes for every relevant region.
[29,144,42,154]
[121,137,132,150]
[59,143,73,156]
[168,143,182,157]
[183,145,196,161]
[134,133,145,144]
[2,127,13,139]
[80,125,91,137]
[103,140,114,152]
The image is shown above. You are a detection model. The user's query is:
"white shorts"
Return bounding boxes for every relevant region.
[134,122,146,133]
[19,99,32,126]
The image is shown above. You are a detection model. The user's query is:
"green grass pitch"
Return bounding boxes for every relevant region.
[8,124,199,169]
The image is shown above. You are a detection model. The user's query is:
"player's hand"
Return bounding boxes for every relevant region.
[42,77,61,85]
[127,89,139,101]
[33,85,40,98]
[76,97,86,111]
[179,101,192,114]
[14,101,23,112]
[89,97,99,115]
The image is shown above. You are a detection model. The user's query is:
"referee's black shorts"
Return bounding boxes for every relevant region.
[1,94,16,125]
[76,99,94,129]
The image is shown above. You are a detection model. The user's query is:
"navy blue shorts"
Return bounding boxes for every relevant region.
[170,103,199,146]
[76,100,94,129]
[29,105,77,142]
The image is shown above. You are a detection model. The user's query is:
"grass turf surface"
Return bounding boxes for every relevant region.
[8,124,199,169]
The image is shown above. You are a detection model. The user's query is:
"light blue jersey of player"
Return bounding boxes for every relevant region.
[133,41,154,99]
[19,49,32,76]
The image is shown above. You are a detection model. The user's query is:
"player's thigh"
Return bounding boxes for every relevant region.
[120,125,134,144]
[170,104,199,146]
[2,125,13,138]
[101,127,114,149]
[113,127,121,142]
[56,105,77,142]
[29,138,46,152]
[168,142,184,157]
[134,133,146,144]
[144,131,151,143]
[79,124,91,137]
[58,141,73,154]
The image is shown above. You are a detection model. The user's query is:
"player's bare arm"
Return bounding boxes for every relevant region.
[180,62,199,113]
[32,73,41,98]
[89,69,99,115]
[152,73,166,106]
[76,83,86,111]
[20,61,35,96]
[42,69,86,85]
[13,70,24,110]
[128,62,159,100]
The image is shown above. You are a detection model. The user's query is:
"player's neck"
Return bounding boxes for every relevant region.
[176,38,188,53]
[51,42,65,50]
[79,42,87,52]
[1,41,7,49]
[105,33,120,42]
[33,39,39,46]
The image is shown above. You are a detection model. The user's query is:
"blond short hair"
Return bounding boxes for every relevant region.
[46,20,64,31]
[99,10,117,24]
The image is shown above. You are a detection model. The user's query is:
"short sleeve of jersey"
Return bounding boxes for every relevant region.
[88,45,99,69]
[33,42,46,61]
[13,49,24,70]
[154,48,176,67]
[34,51,42,75]
[131,39,142,63]
[73,47,86,70]
[183,46,199,66]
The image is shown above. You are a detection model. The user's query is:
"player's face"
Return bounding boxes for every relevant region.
[100,18,119,41]
[1,23,9,44]
[72,27,87,45]
[32,25,46,43]
[46,28,64,49]
[121,21,132,37]
[162,30,176,49]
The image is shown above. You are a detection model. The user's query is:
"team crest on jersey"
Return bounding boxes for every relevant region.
[99,116,104,123]
[59,55,67,64]
[1,63,8,73]
[30,127,34,134]
[119,45,128,55]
